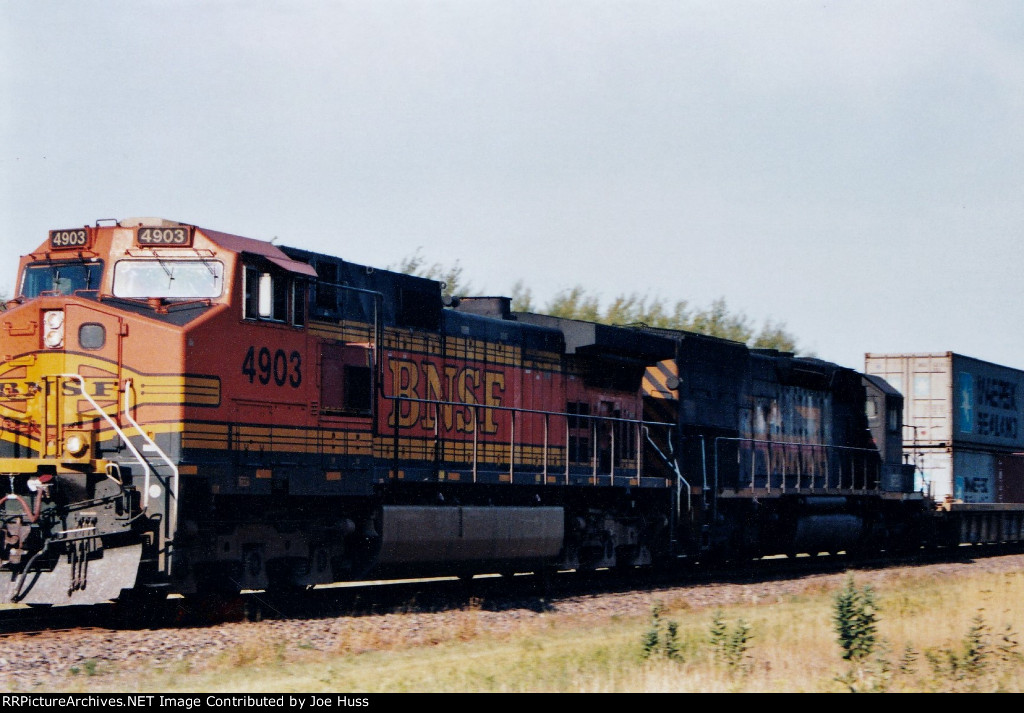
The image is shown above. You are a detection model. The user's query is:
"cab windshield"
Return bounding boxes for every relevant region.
[113,259,224,299]
[20,261,103,298]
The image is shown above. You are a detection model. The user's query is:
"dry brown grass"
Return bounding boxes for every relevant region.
[34,558,1024,692]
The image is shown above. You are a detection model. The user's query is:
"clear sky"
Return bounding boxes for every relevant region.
[3,1,1023,372]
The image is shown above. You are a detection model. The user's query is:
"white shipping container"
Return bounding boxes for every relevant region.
[866,353,1024,503]
[865,352,1024,451]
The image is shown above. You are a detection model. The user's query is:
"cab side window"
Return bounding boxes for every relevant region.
[243,264,306,326]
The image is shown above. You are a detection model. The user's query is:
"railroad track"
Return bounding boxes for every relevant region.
[1,542,1005,639]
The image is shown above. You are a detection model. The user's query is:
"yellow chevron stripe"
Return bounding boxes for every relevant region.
[643,359,679,400]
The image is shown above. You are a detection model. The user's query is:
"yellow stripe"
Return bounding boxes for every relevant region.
[0,351,221,422]
[309,319,560,370]
[180,422,373,455]
[139,375,221,406]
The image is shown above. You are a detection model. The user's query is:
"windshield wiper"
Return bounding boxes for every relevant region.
[152,254,175,287]
[191,248,219,277]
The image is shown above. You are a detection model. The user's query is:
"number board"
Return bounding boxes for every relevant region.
[48,228,92,250]
[136,225,193,247]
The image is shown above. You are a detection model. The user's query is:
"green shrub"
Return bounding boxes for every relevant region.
[641,602,683,661]
[834,575,878,662]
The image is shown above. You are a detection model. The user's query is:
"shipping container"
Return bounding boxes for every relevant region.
[865,352,1024,503]
[997,454,1024,504]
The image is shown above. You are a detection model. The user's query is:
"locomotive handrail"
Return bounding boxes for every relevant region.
[689,434,711,520]
[384,393,674,429]
[384,392,674,484]
[123,378,179,560]
[712,436,882,493]
[55,374,154,508]
[643,426,690,518]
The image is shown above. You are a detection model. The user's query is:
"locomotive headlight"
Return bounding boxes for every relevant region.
[43,329,64,348]
[64,433,89,458]
[43,310,65,349]
[44,310,64,329]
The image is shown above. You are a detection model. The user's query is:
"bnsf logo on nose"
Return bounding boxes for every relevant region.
[0,380,119,398]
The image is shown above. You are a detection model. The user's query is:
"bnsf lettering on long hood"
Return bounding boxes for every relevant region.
[386,356,506,433]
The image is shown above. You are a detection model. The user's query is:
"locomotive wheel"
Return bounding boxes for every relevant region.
[117,586,169,607]
[531,566,557,595]
[113,586,171,626]
[194,571,242,598]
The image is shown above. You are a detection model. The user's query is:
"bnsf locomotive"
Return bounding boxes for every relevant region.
[0,218,1008,607]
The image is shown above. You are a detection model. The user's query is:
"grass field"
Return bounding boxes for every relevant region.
[45,563,1024,693]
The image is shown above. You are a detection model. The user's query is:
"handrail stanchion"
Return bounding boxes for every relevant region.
[543,413,549,482]
[57,374,152,508]
[123,378,180,573]
[509,408,515,483]
[472,405,479,483]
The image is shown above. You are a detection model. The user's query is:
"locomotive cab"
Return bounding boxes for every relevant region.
[0,218,320,605]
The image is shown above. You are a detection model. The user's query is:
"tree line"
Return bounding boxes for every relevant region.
[394,249,800,353]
